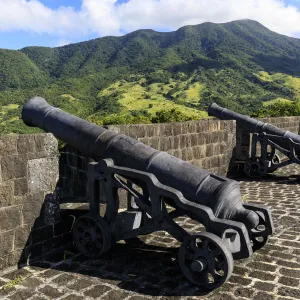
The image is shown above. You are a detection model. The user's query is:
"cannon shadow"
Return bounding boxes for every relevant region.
[27,237,214,297]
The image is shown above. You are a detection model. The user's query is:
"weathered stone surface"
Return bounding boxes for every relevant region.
[22,192,45,226]
[0,230,14,256]
[0,181,13,207]
[0,206,21,231]
[39,285,63,298]
[43,134,58,156]
[84,285,112,298]
[7,289,34,300]
[17,134,35,154]
[1,155,27,181]
[0,135,17,157]
[27,157,58,194]
[13,178,28,197]
[14,225,31,250]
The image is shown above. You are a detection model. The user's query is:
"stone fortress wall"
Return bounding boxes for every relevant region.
[0,116,300,273]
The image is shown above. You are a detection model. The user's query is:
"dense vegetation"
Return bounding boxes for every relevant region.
[2,19,300,134]
[252,101,300,117]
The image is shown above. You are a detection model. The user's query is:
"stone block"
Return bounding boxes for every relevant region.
[33,134,46,153]
[0,206,21,231]
[173,136,180,149]
[158,124,166,137]
[1,155,27,181]
[204,132,212,144]
[148,137,160,149]
[198,133,205,145]
[22,192,45,226]
[143,124,152,137]
[161,137,172,152]
[13,177,28,196]
[0,256,7,272]
[138,137,149,145]
[27,157,58,194]
[181,148,188,161]
[44,134,58,156]
[181,122,189,134]
[187,122,196,133]
[191,134,198,147]
[173,123,182,136]
[14,225,31,250]
[186,147,193,161]
[199,120,209,132]
[17,135,35,154]
[173,149,182,159]
[164,124,173,136]
[214,143,221,154]
[25,151,50,160]
[0,181,13,207]
[180,135,187,149]
[201,158,210,170]
[0,135,17,157]
[192,146,201,160]
[206,144,214,157]
[0,230,14,256]
[208,120,218,131]
[186,135,192,147]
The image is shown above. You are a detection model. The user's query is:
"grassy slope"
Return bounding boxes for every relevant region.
[256,71,300,106]
[97,78,207,118]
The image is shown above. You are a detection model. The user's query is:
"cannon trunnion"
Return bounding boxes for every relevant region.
[209,102,300,178]
[22,97,274,289]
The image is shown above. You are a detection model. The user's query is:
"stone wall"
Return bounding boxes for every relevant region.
[0,134,73,274]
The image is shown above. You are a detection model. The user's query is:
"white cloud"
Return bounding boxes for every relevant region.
[1,0,300,41]
[55,38,72,47]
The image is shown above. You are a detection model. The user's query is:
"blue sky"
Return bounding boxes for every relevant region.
[1,0,300,50]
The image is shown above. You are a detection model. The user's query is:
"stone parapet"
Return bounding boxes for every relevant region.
[0,134,71,274]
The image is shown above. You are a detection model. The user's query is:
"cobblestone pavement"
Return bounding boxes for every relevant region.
[1,165,300,300]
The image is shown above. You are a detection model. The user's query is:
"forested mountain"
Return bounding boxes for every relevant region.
[2,19,300,134]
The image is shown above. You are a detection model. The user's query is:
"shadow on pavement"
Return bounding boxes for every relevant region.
[29,237,213,297]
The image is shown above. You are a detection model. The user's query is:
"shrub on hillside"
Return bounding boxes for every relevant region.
[151,108,193,123]
[251,101,300,117]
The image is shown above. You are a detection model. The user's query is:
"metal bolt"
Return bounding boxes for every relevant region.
[191,258,207,272]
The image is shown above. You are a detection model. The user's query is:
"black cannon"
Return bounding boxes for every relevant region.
[209,102,300,178]
[22,97,273,289]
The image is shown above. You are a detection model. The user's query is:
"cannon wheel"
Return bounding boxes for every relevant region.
[267,153,281,174]
[178,232,233,289]
[251,211,270,252]
[243,158,265,179]
[73,213,111,258]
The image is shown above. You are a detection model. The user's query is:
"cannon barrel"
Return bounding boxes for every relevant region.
[208,102,300,152]
[22,97,259,228]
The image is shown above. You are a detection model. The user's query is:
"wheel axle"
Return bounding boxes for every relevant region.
[191,258,207,272]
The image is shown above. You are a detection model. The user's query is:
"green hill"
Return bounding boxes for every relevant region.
[2,19,300,133]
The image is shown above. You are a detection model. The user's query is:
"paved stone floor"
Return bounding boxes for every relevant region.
[1,165,300,300]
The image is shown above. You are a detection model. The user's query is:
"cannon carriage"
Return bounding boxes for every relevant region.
[208,102,300,178]
[22,97,274,289]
